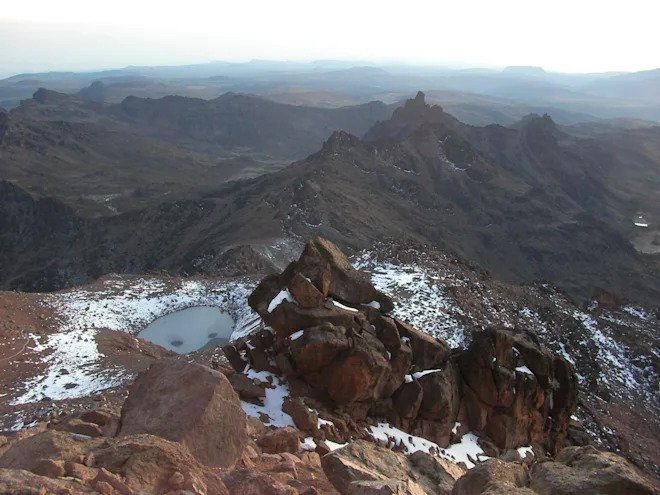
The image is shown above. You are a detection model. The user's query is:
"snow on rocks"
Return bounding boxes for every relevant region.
[353,252,467,347]
[11,275,257,405]
[267,289,297,313]
[11,327,124,404]
[240,368,295,428]
[368,422,489,469]
[515,365,534,376]
[572,310,641,392]
[45,275,256,338]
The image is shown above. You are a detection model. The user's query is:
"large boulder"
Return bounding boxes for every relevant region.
[117,358,248,468]
[0,468,95,494]
[322,327,393,404]
[293,237,394,311]
[451,459,531,494]
[0,429,101,472]
[289,323,350,373]
[248,237,394,332]
[94,434,229,495]
[395,319,450,371]
[529,446,657,495]
[322,440,457,495]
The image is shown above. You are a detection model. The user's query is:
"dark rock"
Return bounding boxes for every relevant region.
[392,381,424,419]
[282,397,319,433]
[289,323,350,373]
[394,319,450,371]
[222,344,248,373]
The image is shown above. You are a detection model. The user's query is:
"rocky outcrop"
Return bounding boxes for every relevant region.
[451,445,658,495]
[321,440,460,495]
[452,459,532,494]
[94,434,230,494]
[117,358,248,468]
[459,328,578,454]
[529,446,657,495]
[242,237,578,452]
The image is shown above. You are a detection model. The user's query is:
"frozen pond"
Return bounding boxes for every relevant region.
[138,306,234,353]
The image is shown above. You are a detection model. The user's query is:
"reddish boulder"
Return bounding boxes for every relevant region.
[229,372,267,401]
[258,427,300,454]
[294,237,393,312]
[530,445,657,495]
[0,430,101,472]
[452,459,531,494]
[417,364,461,424]
[282,397,319,433]
[394,319,450,371]
[94,434,229,495]
[117,358,247,468]
[323,332,392,404]
[289,323,350,373]
[288,272,325,308]
[0,468,89,494]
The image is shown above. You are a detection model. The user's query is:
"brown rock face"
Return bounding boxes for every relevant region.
[392,381,424,419]
[395,319,450,372]
[289,323,350,373]
[117,358,248,468]
[94,434,229,495]
[282,397,319,433]
[459,328,577,454]
[295,237,394,312]
[529,445,657,495]
[0,468,92,494]
[248,237,393,333]
[451,459,530,494]
[288,272,325,308]
[321,440,456,495]
[258,427,300,454]
[0,430,101,472]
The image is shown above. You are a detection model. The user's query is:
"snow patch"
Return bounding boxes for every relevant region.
[368,423,488,469]
[240,368,294,428]
[515,366,534,376]
[268,289,296,313]
[331,299,359,312]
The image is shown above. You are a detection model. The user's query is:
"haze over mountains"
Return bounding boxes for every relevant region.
[2,61,660,125]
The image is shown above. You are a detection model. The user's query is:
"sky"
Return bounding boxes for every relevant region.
[1,0,659,77]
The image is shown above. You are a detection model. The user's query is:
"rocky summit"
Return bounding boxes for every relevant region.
[0,237,656,495]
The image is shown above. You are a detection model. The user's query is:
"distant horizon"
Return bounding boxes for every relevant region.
[2,0,659,78]
[1,56,657,81]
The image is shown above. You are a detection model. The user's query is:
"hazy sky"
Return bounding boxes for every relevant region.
[1,0,659,77]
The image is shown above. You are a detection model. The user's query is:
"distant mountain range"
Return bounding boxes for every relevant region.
[1,89,391,214]
[1,92,658,306]
[2,61,659,123]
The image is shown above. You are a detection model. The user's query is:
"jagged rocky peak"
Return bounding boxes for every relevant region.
[237,237,578,454]
[320,129,363,153]
[364,89,453,142]
[32,87,69,105]
[516,112,558,134]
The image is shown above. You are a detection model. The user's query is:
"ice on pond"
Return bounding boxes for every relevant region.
[138,306,234,353]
